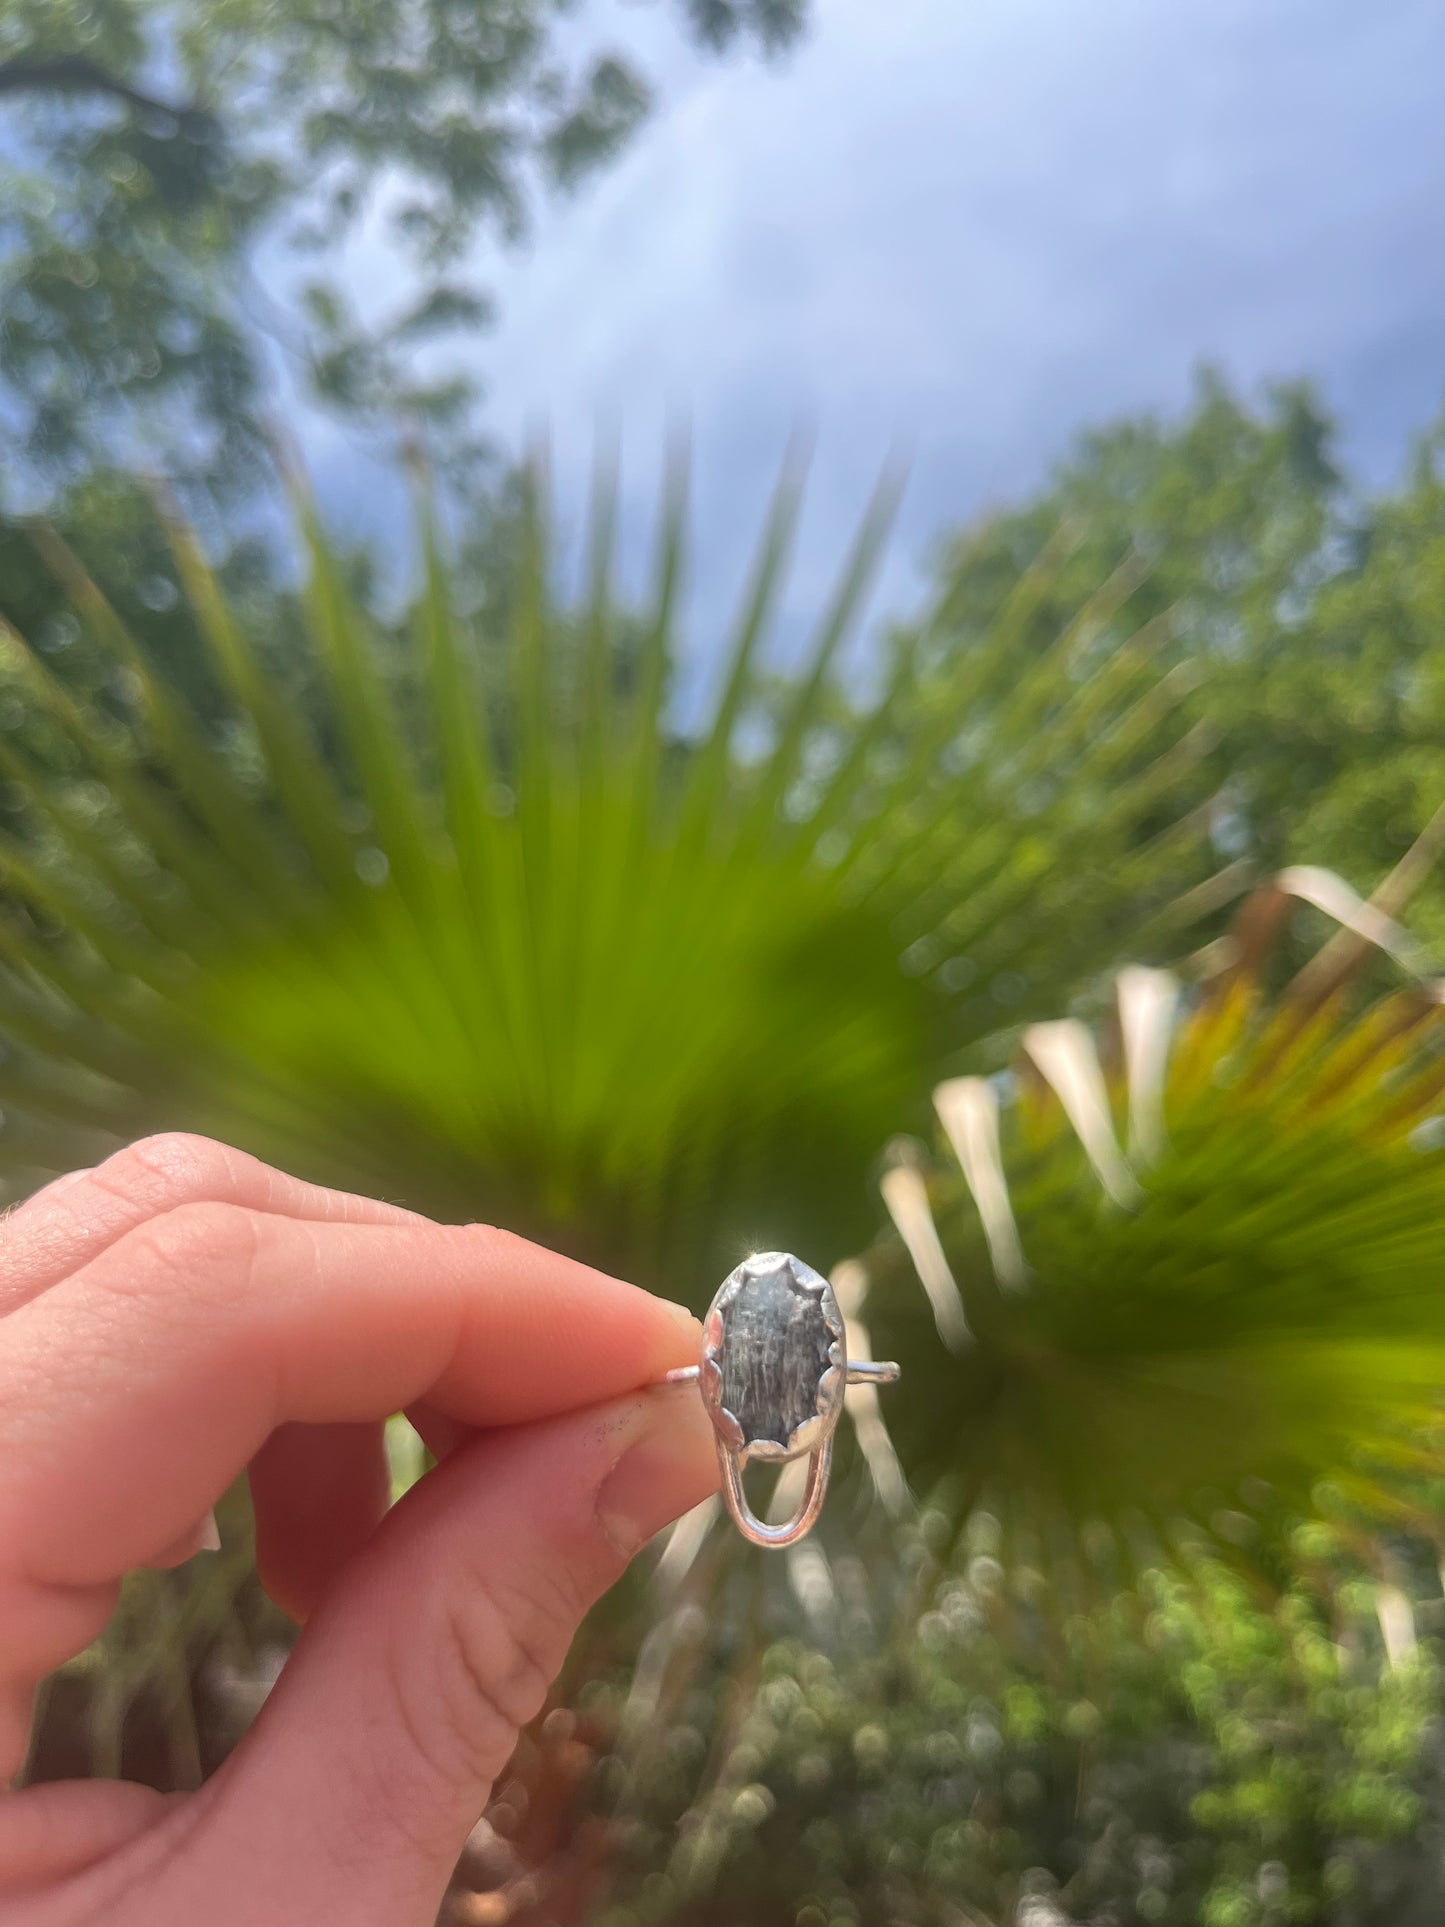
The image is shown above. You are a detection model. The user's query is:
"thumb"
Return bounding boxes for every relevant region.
[168,1386,719,1927]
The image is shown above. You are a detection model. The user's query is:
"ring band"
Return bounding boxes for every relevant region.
[663,1359,901,1388]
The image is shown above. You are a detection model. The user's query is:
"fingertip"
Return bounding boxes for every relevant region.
[594,1384,720,1559]
[430,1234,705,1426]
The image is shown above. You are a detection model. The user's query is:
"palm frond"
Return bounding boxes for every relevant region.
[0,463,1205,1299]
[863,852,1445,1576]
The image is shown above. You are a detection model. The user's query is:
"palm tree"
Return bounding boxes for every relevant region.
[0,461,1204,1294]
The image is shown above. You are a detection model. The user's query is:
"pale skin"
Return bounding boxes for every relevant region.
[0,1134,721,1925]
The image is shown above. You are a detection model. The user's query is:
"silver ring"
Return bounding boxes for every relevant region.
[665,1251,900,1548]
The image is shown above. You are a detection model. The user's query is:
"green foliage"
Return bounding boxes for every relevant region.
[0,469,292,726]
[921,372,1445,944]
[0,466,1203,1299]
[876,531,1212,1051]
[587,1525,1441,1927]
[1257,432,1445,948]
[0,0,808,504]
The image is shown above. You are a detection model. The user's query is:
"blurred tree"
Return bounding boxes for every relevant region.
[592,1547,1443,1927]
[0,468,289,722]
[0,0,807,509]
[916,372,1445,942]
[1248,423,1445,945]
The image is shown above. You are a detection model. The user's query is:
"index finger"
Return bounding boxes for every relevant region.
[0,1132,423,1315]
[0,1202,700,1596]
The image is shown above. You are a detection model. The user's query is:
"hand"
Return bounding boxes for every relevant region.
[0,1135,717,1925]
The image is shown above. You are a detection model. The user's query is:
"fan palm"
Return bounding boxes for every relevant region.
[0,458,1204,1300]
[861,846,1445,1586]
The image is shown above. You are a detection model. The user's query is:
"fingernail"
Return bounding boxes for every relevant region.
[0,1686,37,1788]
[657,1296,704,1358]
[141,1509,222,1571]
[595,1388,719,1559]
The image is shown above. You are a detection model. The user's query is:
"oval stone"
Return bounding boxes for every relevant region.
[718,1253,837,1451]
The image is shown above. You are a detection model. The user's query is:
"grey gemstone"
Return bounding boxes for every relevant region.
[719,1257,835,1450]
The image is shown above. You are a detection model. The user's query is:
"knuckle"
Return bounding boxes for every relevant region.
[447,1585,556,1737]
[92,1132,238,1210]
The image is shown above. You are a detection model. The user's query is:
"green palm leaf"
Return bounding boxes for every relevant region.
[0,463,1205,1301]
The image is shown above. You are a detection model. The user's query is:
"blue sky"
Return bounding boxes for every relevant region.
[307,0,1445,651]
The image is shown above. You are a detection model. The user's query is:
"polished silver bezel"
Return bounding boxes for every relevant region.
[698,1250,848,1465]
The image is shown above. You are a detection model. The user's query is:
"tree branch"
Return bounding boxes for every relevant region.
[0,53,214,138]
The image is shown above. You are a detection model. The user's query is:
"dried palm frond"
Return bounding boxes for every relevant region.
[864,842,1445,1579]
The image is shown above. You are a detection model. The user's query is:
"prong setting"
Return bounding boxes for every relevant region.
[683,1251,899,1548]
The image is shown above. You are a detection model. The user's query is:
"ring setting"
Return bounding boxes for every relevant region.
[665,1251,900,1548]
